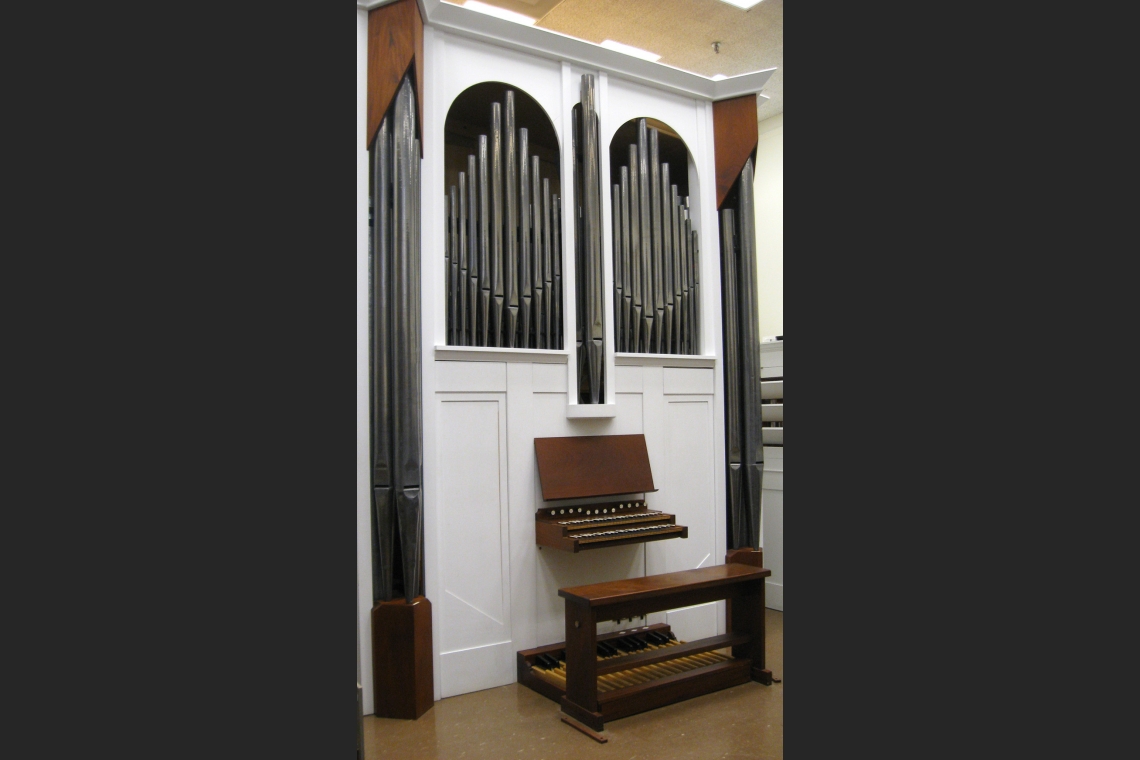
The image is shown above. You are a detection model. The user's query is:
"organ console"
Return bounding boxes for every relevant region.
[533,434,688,552]
[526,437,773,738]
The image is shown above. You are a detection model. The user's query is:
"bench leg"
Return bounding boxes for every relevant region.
[561,598,604,731]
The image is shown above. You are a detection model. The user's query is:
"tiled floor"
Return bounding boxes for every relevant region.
[364,608,782,759]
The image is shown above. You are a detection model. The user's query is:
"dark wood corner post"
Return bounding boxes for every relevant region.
[712,94,758,211]
[372,597,434,719]
[367,0,424,153]
[368,0,433,720]
[726,547,772,685]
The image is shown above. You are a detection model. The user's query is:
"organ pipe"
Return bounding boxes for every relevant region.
[445,91,562,350]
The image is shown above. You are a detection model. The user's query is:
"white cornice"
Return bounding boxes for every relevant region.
[360,0,775,101]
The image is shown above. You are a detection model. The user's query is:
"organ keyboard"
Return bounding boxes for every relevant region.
[533,434,688,552]
[535,499,688,552]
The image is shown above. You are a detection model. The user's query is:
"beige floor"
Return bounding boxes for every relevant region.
[364,609,782,760]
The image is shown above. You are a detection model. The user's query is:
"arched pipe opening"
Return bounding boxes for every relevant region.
[442,82,564,350]
[608,117,701,356]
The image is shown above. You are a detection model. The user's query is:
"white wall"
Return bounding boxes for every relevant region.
[356,7,375,716]
[753,113,782,340]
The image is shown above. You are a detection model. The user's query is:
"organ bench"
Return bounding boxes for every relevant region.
[518,550,773,733]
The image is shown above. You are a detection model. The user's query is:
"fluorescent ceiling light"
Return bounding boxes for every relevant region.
[711,74,728,81]
[716,0,765,9]
[600,39,661,62]
[463,0,537,25]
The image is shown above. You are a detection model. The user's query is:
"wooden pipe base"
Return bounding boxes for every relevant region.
[372,596,434,719]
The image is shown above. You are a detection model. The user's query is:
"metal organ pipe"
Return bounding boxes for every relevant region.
[445,90,562,349]
[573,74,605,403]
[721,158,764,550]
[369,75,424,604]
[612,119,701,355]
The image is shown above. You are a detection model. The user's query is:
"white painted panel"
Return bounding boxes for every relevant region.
[761,379,783,399]
[532,362,567,393]
[663,367,715,395]
[437,32,563,156]
[506,364,538,653]
[665,602,719,643]
[437,398,513,694]
[761,470,783,491]
[436,360,507,392]
[761,403,783,422]
[762,428,783,445]
[760,348,783,369]
[439,641,517,698]
[605,76,701,182]
[535,543,646,646]
[614,365,642,393]
[766,582,783,611]
[761,366,782,379]
[611,392,644,434]
[658,399,716,575]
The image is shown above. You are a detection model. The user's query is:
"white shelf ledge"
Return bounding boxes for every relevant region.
[434,345,568,363]
[566,403,618,418]
[614,353,716,368]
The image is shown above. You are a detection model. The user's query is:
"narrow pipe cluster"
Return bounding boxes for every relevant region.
[574,75,605,403]
[720,158,764,550]
[612,119,700,355]
[445,90,563,350]
[370,75,424,604]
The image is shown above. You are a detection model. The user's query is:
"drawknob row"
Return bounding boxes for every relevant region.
[548,500,645,517]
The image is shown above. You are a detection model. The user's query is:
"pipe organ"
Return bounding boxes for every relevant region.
[361,0,778,728]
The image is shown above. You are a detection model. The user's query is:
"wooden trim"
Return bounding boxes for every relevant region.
[558,563,768,608]
[561,714,608,743]
[367,0,424,153]
[712,94,758,209]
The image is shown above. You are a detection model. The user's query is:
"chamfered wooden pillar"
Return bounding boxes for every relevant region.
[712,94,759,210]
[372,596,434,719]
[367,0,424,152]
